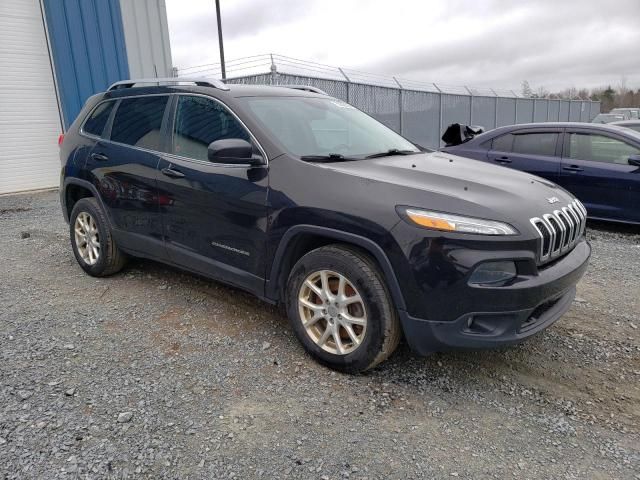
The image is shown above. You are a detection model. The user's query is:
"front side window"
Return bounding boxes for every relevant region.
[568,133,640,164]
[110,96,169,150]
[172,96,250,161]
[512,133,558,156]
[83,101,115,137]
[242,97,418,158]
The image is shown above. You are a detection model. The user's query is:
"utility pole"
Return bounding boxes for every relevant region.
[215,0,226,79]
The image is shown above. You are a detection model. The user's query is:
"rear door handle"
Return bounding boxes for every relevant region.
[90,153,108,161]
[161,166,185,178]
[493,156,512,164]
[563,165,583,172]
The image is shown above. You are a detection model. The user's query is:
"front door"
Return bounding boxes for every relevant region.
[156,94,269,294]
[559,130,640,223]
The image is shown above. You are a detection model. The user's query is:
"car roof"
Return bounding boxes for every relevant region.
[471,121,640,143]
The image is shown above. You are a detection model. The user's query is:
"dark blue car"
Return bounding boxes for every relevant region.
[443,123,640,225]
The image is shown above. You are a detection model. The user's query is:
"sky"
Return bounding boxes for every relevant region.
[165,0,640,93]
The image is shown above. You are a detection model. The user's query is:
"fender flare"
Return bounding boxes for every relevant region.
[266,225,407,311]
[61,177,112,226]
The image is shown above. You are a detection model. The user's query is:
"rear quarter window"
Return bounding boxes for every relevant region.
[83,101,115,137]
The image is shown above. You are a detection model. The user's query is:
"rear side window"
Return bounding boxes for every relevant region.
[172,95,250,161]
[492,134,514,152]
[83,101,115,137]
[110,96,169,150]
[567,133,640,164]
[512,133,558,156]
[492,132,558,156]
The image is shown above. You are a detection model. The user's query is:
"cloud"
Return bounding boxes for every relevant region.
[165,0,640,91]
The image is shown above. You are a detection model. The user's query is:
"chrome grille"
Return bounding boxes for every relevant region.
[530,200,587,262]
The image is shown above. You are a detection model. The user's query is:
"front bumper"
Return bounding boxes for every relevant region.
[399,239,590,354]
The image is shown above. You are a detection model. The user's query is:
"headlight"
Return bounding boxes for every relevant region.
[402,208,518,235]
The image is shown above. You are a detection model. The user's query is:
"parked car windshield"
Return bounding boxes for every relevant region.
[242,97,419,158]
[592,113,625,124]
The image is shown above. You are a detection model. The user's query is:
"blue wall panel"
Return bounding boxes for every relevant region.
[43,0,129,128]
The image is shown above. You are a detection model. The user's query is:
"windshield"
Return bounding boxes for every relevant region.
[242,97,419,158]
[593,114,624,123]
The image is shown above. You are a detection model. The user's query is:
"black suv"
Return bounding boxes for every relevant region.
[59,78,590,372]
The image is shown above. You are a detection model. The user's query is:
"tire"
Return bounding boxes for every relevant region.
[69,197,126,277]
[286,244,401,373]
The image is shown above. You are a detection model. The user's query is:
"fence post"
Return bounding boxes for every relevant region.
[434,83,443,147]
[464,86,474,125]
[513,91,518,124]
[491,89,498,128]
[338,68,351,104]
[532,99,536,122]
[546,99,550,121]
[270,54,277,85]
[393,77,403,135]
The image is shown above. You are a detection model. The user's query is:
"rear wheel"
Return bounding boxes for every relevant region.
[286,245,401,373]
[69,198,126,276]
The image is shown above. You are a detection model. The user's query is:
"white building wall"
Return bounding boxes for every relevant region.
[0,0,63,194]
[119,0,173,78]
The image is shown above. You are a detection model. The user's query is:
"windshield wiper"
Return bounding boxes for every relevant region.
[365,149,419,159]
[300,153,357,162]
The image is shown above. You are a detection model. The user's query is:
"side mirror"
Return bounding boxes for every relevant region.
[207,139,261,164]
[628,154,640,167]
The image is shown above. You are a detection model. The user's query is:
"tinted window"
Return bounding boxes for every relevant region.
[568,133,640,164]
[492,134,513,152]
[83,101,115,137]
[110,96,169,150]
[512,133,558,156]
[172,96,250,161]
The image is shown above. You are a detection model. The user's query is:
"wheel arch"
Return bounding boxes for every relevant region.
[266,225,407,312]
[62,178,110,225]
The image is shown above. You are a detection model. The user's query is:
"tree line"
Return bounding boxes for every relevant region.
[521,80,639,112]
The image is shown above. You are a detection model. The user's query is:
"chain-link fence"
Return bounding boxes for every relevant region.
[179,54,601,149]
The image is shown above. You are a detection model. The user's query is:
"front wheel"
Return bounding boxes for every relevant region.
[286,245,401,373]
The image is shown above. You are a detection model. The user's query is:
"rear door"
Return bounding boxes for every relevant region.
[486,129,562,183]
[559,129,640,223]
[85,94,170,258]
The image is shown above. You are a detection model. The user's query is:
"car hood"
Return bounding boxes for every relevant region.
[319,151,576,225]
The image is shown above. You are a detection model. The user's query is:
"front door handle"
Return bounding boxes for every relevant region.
[90,153,108,161]
[161,166,185,178]
[563,165,583,172]
[493,156,512,164]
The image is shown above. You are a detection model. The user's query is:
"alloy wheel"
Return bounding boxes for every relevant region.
[74,212,100,265]
[298,270,367,355]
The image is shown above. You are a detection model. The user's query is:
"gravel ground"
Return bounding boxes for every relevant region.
[0,190,639,479]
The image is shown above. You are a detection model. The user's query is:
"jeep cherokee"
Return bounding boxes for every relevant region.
[59,78,591,372]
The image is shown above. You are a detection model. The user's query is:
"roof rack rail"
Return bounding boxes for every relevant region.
[277,85,328,95]
[107,77,230,92]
